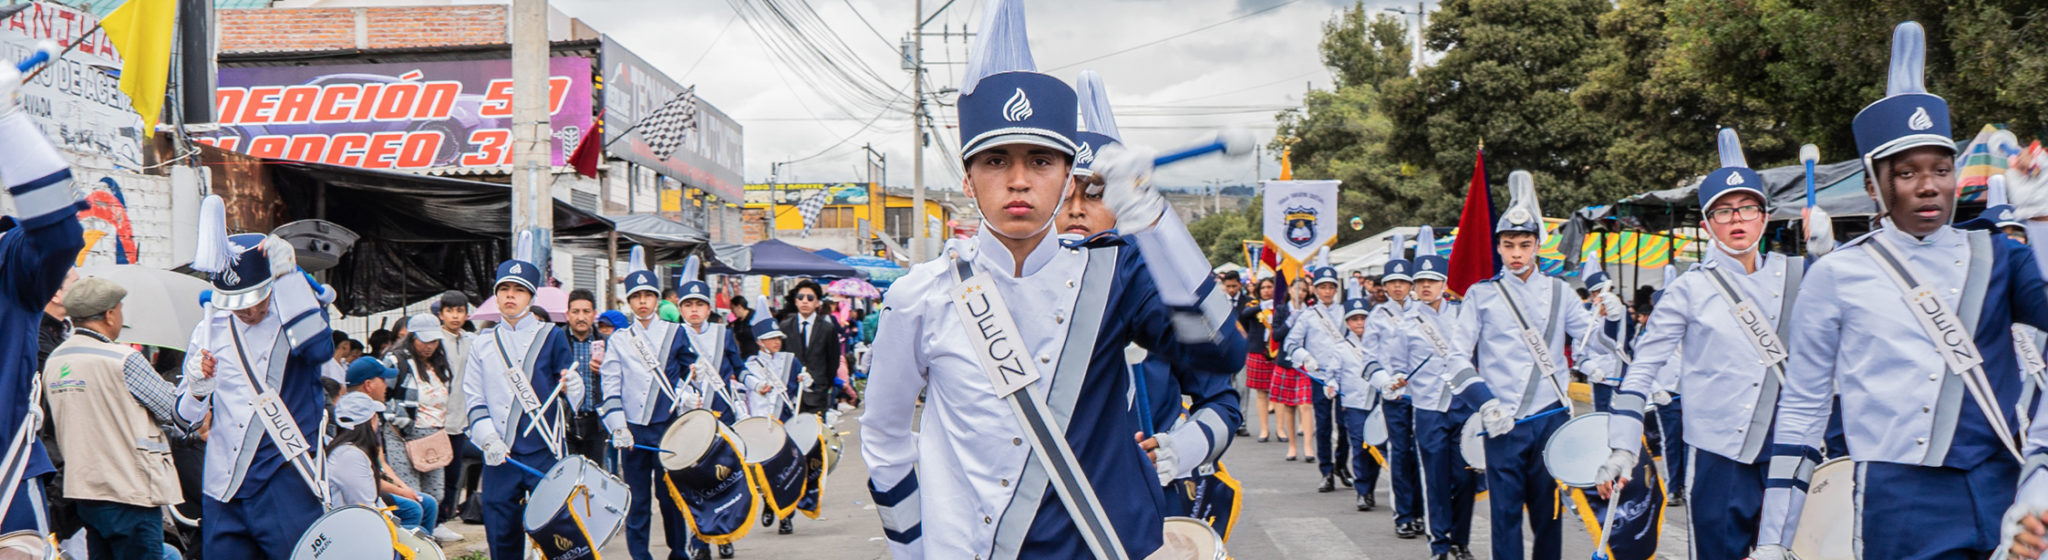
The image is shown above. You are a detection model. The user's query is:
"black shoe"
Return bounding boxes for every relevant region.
[1356,494,1375,511]
[1318,475,1336,493]
[778,518,794,535]
[718,543,735,558]
[1432,554,1454,560]
[761,509,776,527]
[1285,455,1297,462]
[1452,545,1476,560]
[1667,491,1687,507]
[1305,456,1317,464]
[690,547,711,560]
[1236,427,1250,437]
[1258,436,1270,443]
[1394,521,1423,539]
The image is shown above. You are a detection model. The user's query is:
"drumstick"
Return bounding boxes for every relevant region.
[502,456,547,478]
[634,444,678,454]
[1592,486,1620,560]
[1475,406,1569,437]
[521,382,568,438]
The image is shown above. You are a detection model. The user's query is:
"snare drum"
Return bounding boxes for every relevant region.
[393,527,446,560]
[1459,415,1487,472]
[0,531,56,560]
[1363,405,1389,447]
[660,409,763,544]
[784,413,832,518]
[290,506,401,560]
[734,416,809,517]
[1790,458,1855,560]
[1151,517,1228,560]
[524,455,630,558]
[1542,412,1611,488]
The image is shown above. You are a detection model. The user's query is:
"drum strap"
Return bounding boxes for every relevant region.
[1494,277,1570,413]
[627,323,680,425]
[1416,307,1483,405]
[1700,256,1804,463]
[1863,231,2018,464]
[493,323,563,457]
[968,246,1130,560]
[0,369,46,534]
[2016,327,2048,435]
[220,318,329,504]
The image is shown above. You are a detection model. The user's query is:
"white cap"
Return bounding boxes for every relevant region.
[407,314,443,342]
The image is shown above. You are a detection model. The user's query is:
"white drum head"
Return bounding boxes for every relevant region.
[1791,458,1856,560]
[785,414,823,456]
[1542,412,1611,488]
[393,527,445,560]
[733,417,791,463]
[1154,517,1225,560]
[1460,415,1487,472]
[291,506,397,560]
[1363,406,1389,447]
[0,531,50,560]
[660,410,726,471]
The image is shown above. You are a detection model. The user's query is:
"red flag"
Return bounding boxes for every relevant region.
[570,113,603,178]
[1447,147,1498,296]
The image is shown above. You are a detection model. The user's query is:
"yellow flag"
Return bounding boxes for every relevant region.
[102,0,177,136]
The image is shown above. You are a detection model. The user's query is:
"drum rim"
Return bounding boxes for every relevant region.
[661,410,727,470]
[292,506,398,560]
[1159,516,1225,558]
[733,417,794,463]
[1542,412,1612,488]
[1459,415,1487,472]
[1790,457,1857,559]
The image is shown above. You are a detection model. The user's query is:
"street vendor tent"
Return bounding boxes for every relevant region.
[707,239,861,278]
[1607,160,1873,233]
[1331,227,1422,274]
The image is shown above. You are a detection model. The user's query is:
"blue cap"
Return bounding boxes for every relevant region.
[1382,259,1414,283]
[1071,131,1117,176]
[623,270,661,298]
[1343,298,1371,319]
[1854,22,1954,165]
[211,233,277,311]
[345,356,398,386]
[1071,70,1121,177]
[679,280,712,303]
[598,310,631,330]
[1311,267,1340,286]
[1413,255,1449,281]
[957,0,1076,159]
[1700,128,1768,211]
[1585,269,1613,292]
[494,259,541,294]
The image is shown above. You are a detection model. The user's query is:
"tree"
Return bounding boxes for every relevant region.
[1322,4,1413,90]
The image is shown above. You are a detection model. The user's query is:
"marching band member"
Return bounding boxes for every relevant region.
[600,266,704,560]
[677,273,746,429]
[1999,158,2048,559]
[741,329,806,423]
[1576,265,1630,413]
[1594,128,1801,560]
[1283,268,1376,500]
[462,249,586,560]
[0,48,83,540]
[1370,237,1425,539]
[1402,248,1482,560]
[1456,171,1601,560]
[860,0,1246,556]
[177,220,335,558]
[1756,22,2048,560]
[1338,298,1386,511]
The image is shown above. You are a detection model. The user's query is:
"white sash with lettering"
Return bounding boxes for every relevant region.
[1864,235,2020,462]
[1414,313,1456,364]
[1700,267,1791,382]
[226,321,329,504]
[1493,279,1571,410]
[625,324,679,419]
[492,323,561,456]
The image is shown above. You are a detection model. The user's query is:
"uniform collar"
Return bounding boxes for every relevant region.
[1502,269,1543,286]
[974,227,1060,278]
[1878,217,1960,247]
[500,312,539,332]
[1703,246,1771,274]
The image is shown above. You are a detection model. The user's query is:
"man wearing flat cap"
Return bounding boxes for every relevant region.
[43,277,190,560]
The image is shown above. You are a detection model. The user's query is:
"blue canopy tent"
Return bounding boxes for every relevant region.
[707,239,862,278]
[840,255,907,287]
[811,248,851,261]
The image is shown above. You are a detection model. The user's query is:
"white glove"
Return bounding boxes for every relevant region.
[1595,449,1636,488]
[1749,544,1790,560]
[1090,144,1167,233]
[1599,291,1626,322]
[610,425,634,450]
[2010,144,2048,221]
[797,372,814,388]
[475,432,509,467]
[559,370,585,411]
[1804,206,1837,256]
[2000,472,2048,559]
[1323,384,1338,399]
[186,375,218,400]
[261,234,298,279]
[1383,375,1408,399]
[1151,434,1180,486]
[1288,349,1318,373]
[678,390,702,411]
[1653,390,1674,407]
[1479,399,1515,437]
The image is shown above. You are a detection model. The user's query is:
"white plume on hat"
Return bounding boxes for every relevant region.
[1887,22,1927,98]
[1988,174,2011,208]
[960,0,1034,96]
[1505,171,1546,245]
[193,195,232,274]
[1077,70,1121,141]
[1662,265,1679,287]
[1311,245,1331,271]
[1719,127,1748,169]
[679,254,702,284]
[513,230,535,264]
[1415,225,1438,258]
[1388,231,1407,262]
[627,245,649,276]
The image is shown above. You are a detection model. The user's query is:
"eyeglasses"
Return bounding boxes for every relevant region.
[795,294,819,301]
[1706,204,1764,224]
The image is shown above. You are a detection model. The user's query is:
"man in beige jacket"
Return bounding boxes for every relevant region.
[43,277,188,559]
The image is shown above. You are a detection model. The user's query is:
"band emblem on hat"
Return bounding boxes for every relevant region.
[1421,260,1434,271]
[1003,88,1033,122]
[220,267,241,286]
[1077,142,1095,166]
[1726,172,1742,186]
[511,263,523,274]
[1506,207,1532,225]
[1908,107,1933,131]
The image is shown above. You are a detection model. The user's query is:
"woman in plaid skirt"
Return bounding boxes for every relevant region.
[1243,277,1280,441]
[1272,278,1316,461]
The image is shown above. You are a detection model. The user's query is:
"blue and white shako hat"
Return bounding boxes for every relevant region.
[494,230,542,294]
[676,254,710,303]
[1071,70,1121,177]
[189,195,279,311]
[1410,225,1446,281]
[1311,266,1340,287]
[1984,174,2022,229]
[1853,22,1955,193]
[957,0,1078,160]
[622,245,659,298]
[1381,231,1413,283]
[1494,171,1546,244]
[1344,298,1371,319]
[1701,128,1767,210]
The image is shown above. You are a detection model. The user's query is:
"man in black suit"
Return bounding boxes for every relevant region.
[780,280,841,413]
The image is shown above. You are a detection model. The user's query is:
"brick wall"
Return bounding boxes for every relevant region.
[219,5,508,53]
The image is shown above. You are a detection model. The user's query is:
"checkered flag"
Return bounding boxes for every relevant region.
[796,190,830,238]
[638,86,699,160]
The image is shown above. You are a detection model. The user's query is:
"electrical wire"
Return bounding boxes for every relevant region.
[1045,0,1305,72]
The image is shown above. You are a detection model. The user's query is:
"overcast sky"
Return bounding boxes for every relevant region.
[543,0,1436,191]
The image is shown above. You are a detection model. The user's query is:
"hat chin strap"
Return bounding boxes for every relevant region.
[1710,230,1759,258]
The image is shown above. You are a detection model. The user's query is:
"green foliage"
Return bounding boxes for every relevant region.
[1321,3,1414,90]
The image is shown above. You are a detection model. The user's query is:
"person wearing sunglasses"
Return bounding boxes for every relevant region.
[779,280,839,414]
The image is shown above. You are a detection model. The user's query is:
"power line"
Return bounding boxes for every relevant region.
[1045,0,1305,72]
[680,11,744,81]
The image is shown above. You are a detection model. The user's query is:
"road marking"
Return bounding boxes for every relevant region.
[1262,517,1365,560]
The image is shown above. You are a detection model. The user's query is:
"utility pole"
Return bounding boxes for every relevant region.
[511,0,551,272]
[768,162,783,240]
[907,0,926,262]
[1384,2,1425,74]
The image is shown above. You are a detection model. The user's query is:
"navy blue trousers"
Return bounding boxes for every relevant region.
[1339,407,1383,497]
[1858,459,2018,560]
[1652,399,1687,494]
[201,472,323,559]
[1312,382,1349,475]
[1482,407,1566,560]
[624,421,701,560]
[1685,447,1764,560]
[1416,409,1476,555]
[1384,396,1423,525]
[482,452,558,560]
[1591,383,1614,413]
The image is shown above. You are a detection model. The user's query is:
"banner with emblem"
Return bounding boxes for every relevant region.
[1261,180,1340,282]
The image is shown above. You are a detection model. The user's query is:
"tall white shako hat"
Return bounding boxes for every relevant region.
[1071,70,1121,178]
[1582,253,1613,293]
[1412,225,1448,282]
[675,255,711,303]
[1982,174,2022,229]
[622,245,660,298]
[494,230,543,294]
[1382,231,1413,283]
[1701,128,1767,211]
[191,195,300,311]
[1853,21,1955,213]
[958,0,1077,161]
[1495,170,1546,243]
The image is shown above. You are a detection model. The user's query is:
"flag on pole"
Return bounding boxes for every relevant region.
[1261,179,1339,285]
[570,111,604,178]
[102,0,177,137]
[1447,147,1498,296]
[796,190,831,237]
[638,86,700,160]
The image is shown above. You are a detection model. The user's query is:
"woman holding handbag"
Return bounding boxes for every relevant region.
[383,314,463,544]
